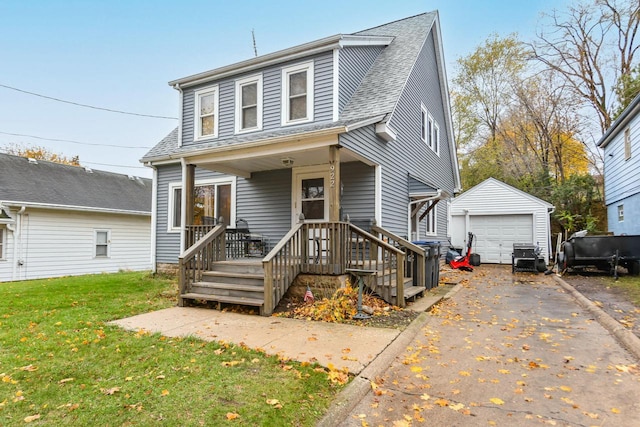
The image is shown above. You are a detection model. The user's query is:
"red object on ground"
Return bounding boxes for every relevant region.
[304,287,315,303]
[450,232,475,272]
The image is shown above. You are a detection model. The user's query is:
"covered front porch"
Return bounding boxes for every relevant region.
[174,134,434,315]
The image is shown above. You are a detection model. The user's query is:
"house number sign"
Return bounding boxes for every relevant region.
[329,163,336,188]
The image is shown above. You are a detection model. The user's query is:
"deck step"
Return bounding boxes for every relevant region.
[210,260,264,275]
[191,281,264,299]
[201,271,264,286]
[403,285,425,301]
[181,292,264,307]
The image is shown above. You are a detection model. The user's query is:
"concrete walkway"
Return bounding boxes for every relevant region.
[110,306,403,374]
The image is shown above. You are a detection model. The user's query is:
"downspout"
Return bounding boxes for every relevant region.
[548,206,556,264]
[13,206,26,281]
[173,84,183,147]
[407,190,442,239]
[150,166,158,273]
[463,208,470,248]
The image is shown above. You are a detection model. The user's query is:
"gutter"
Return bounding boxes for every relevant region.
[0,201,151,217]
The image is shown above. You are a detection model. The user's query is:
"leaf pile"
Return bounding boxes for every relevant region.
[275,286,400,323]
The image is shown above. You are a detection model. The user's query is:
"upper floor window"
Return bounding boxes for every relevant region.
[235,74,263,133]
[282,62,314,125]
[624,127,632,160]
[194,86,219,140]
[95,230,110,258]
[420,104,428,142]
[618,204,624,222]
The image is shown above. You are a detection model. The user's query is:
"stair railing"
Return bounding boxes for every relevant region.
[371,224,426,289]
[178,224,226,306]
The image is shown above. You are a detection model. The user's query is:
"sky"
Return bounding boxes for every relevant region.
[0,0,567,179]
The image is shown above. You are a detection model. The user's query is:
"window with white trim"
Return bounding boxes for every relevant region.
[424,202,437,236]
[235,74,263,133]
[282,62,314,125]
[95,230,110,258]
[618,204,624,222]
[194,86,219,140]
[0,226,5,259]
[432,121,440,155]
[420,104,428,142]
[168,179,235,232]
[624,127,632,160]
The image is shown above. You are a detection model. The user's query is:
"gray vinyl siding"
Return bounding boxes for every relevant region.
[339,30,456,241]
[338,46,385,114]
[180,51,334,148]
[409,176,436,194]
[155,163,181,263]
[155,164,228,263]
[236,169,292,248]
[341,161,375,222]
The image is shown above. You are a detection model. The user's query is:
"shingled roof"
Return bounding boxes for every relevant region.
[0,153,151,213]
[142,12,438,162]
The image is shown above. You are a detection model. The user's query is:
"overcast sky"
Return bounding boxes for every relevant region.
[0,0,565,178]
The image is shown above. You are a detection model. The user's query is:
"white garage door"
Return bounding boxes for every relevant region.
[469,215,533,264]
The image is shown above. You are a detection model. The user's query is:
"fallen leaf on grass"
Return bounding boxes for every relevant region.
[266,398,283,409]
[226,412,240,420]
[24,414,40,423]
[58,378,74,384]
[161,389,169,396]
[20,365,38,372]
[102,387,120,395]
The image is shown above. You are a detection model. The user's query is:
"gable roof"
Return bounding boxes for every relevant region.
[340,13,436,122]
[598,91,640,149]
[142,11,459,191]
[452,177,554,209]
[0,153,152,214]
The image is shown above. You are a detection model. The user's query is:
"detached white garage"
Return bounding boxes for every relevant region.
[450,178,554,264]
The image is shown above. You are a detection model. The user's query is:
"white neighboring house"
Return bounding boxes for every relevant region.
[0,153,152,282]
[450,178,555,264]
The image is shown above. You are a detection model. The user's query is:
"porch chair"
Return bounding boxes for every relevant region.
[230,218,268,257]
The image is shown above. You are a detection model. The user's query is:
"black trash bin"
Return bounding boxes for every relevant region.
[412,241,441,290]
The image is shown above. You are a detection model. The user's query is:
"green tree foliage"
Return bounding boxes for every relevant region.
[1,143,80,166]
[613,63,640,118]
[550,174,604,235]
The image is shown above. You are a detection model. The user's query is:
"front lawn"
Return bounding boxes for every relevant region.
[0,272,343,426]
[605,274,640,307]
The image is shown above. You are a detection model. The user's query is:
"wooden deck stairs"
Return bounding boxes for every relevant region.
[179,258,426,313]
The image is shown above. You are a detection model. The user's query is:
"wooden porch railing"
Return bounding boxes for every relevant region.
[371,224,426,288]
[262,221,405,313]
[178,224,226,306]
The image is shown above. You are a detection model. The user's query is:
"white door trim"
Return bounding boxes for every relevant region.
[291,164,331,224]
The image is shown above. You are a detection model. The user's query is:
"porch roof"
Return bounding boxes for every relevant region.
[141,115,384,164]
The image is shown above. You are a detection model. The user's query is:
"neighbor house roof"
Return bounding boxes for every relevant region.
[0,153,152,215]
[597,91,640,149]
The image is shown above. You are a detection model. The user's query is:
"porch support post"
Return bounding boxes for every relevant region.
[328,146,341,222]
[185,164,195,224]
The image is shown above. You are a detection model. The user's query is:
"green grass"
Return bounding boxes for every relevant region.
[604,274,640,307]
[0,272,343,426]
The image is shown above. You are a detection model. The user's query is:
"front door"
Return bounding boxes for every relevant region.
[292,166,330,224]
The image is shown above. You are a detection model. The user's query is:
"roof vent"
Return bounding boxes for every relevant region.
[128,175,135,180]
[84,167,93,173]
[28,158,38,165]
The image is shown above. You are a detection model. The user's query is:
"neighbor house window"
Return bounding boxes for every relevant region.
[424,202,437,236]
[194,86,219,140]
[624,127,632,160]
[0,226,5,259]
[95,230,110,258]
[235,74,263,133]
[420,104,428,142]
[168,179,235,232]
[618,204,624,222]
[282,62,314,125]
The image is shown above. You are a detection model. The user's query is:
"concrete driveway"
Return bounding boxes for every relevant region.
[333,265,640,426]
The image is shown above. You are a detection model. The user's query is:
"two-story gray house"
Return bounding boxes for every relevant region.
[598,92,640,235]
[141,12,461,314]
